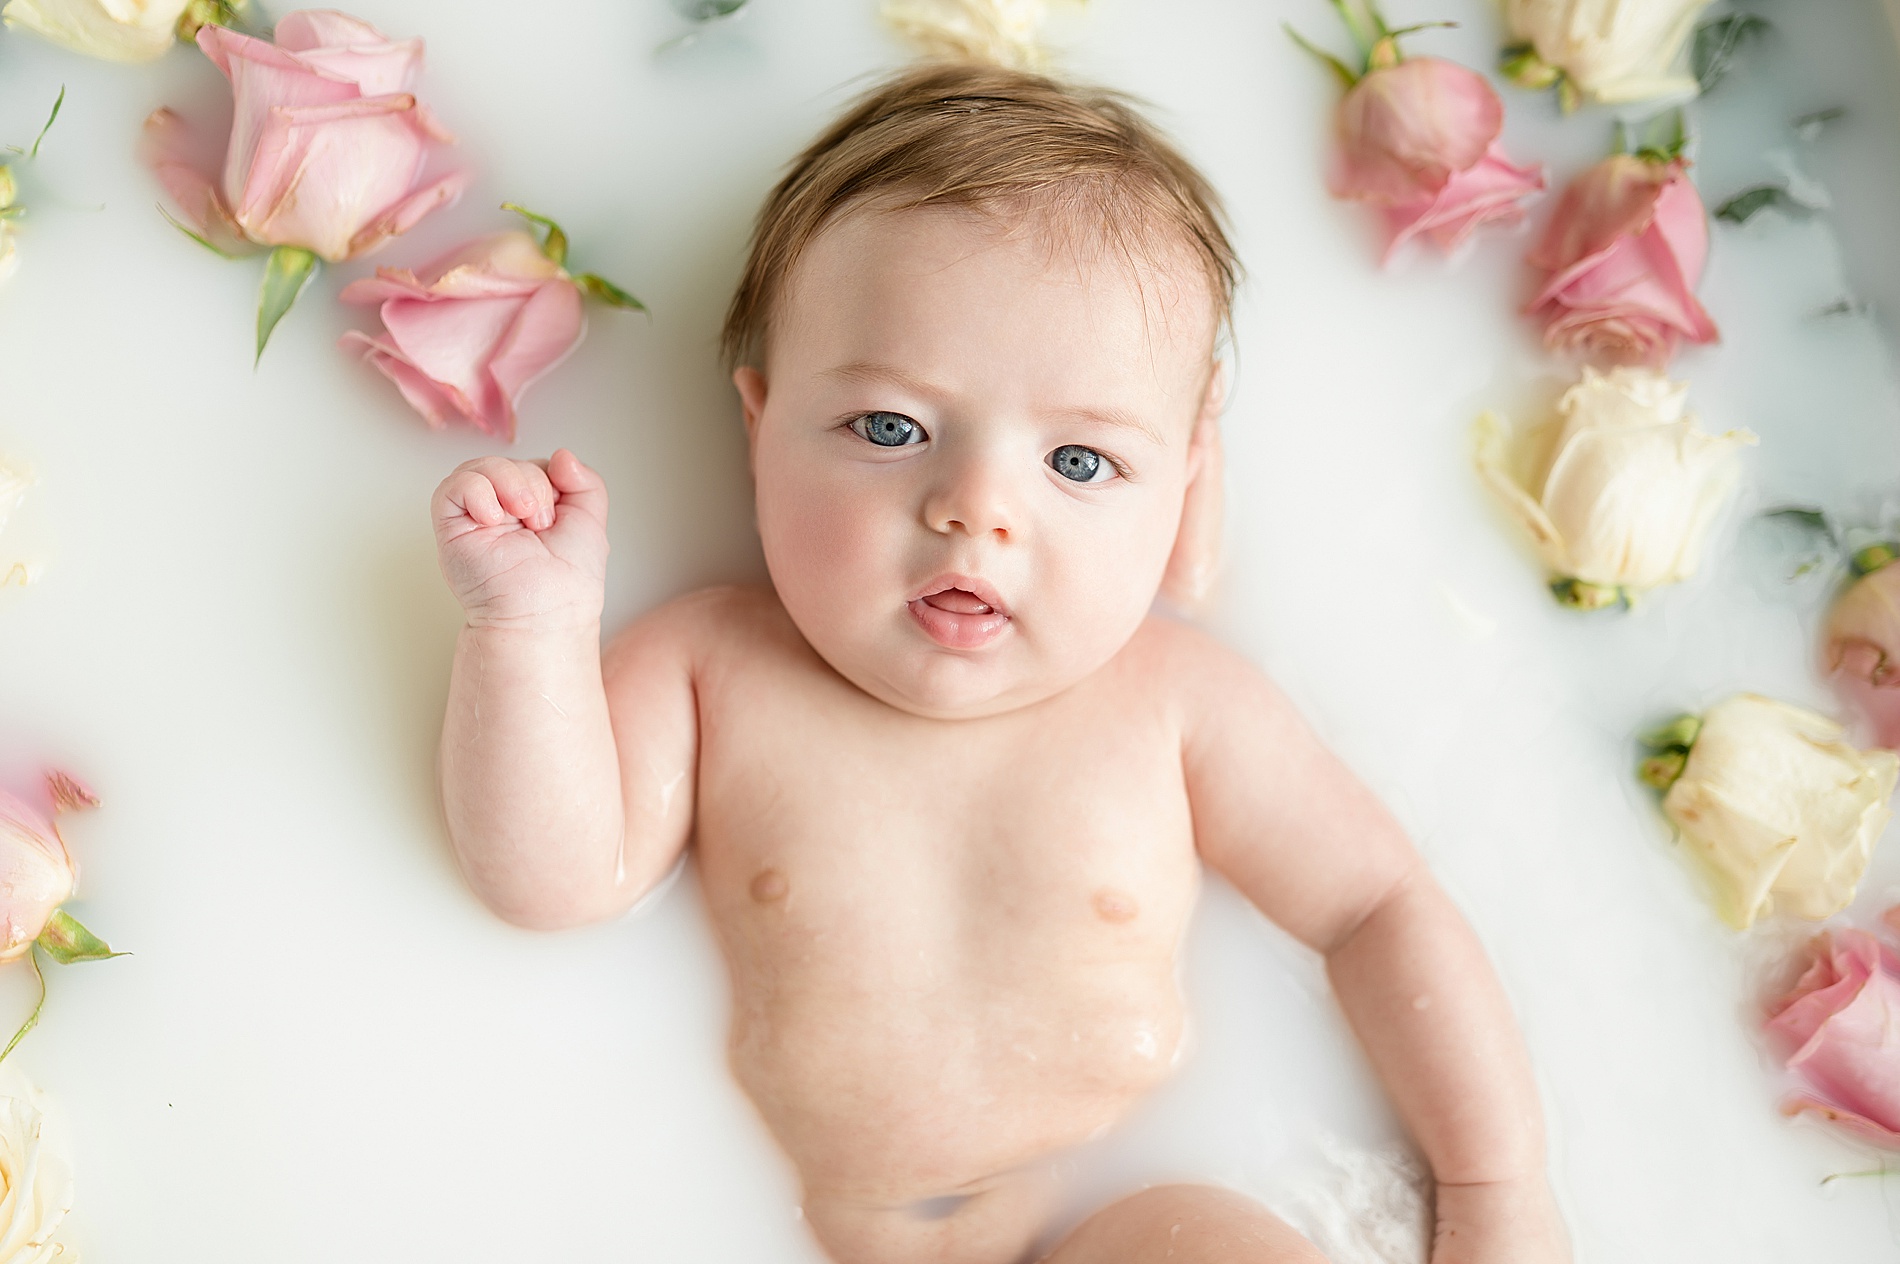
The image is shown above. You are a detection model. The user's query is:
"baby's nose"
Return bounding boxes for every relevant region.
[922,456,1014,540]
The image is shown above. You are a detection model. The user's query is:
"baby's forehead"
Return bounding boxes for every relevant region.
[774,200,1221,373]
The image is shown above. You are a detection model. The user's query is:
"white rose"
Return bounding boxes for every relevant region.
[1648,695,1899,930]
[1502,0,1714,105]
[880,0,1053,69]
[1,0,191,63]
[1476,367,1753,607]
[0,1068,76,1263]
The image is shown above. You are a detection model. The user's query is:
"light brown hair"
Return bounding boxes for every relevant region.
[720,61,1240,370]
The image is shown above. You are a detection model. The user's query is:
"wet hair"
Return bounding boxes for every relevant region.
[720,61,1240,369]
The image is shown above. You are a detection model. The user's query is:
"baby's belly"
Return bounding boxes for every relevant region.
[726,957,1187,1203]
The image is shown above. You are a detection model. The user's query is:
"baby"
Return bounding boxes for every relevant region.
[431,64,1570,1264]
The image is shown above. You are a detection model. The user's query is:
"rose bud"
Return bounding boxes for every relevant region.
[1528,153,1719,366]
[1824,548,1900,749]
[341,207,642,441]
[1500,0,1713,110]
[1476,366,1752,609]
[142,9,468,356]
[1639,695,1898,930]
[1330,54,1545,261]
[1766,927,1900,1148]
[0,773,96,961]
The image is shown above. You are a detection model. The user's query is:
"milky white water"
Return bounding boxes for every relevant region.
[1,1,1899,1259]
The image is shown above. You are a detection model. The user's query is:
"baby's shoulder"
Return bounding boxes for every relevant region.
[606,583,800,664]
[1115,615,1291,716]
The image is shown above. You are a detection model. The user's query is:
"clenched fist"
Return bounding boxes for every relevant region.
[433,450,610,631]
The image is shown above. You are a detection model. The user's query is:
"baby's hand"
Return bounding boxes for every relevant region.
[1431,1175,1571,1264]
[432,450,609,631]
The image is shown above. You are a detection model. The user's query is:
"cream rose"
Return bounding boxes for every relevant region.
[0,1068,75,1262]
[0,0,202,62]
[1501,0,1713,107]
[880,0,1055,69]
[1476,367,1753,608]
[1641,696,1899,930]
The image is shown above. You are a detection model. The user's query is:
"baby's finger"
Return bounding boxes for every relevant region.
[465,457,557,531]
[434,468,509,530]
[546,449,609,527]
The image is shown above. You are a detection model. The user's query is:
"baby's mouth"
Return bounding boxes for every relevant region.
[908,579,1011,650]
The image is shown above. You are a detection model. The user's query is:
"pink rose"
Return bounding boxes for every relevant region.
[1825,557,1900,749]
[1528,154,1718,366]
[340,231,586,441]
[0,773,92,964]
[144,9,465,262]
[1331,56,1544,260]
[1767,927,1900,1147]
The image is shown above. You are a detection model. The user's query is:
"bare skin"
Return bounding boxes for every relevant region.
[433,206,1571,1264]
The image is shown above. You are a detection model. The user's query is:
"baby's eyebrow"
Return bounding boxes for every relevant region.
[821,361,1163,444]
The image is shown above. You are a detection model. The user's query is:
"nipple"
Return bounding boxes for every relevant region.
[750,868,789,903]
[1091,890,1138,923]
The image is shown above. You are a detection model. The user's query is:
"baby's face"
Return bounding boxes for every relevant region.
[738,204,1218,720]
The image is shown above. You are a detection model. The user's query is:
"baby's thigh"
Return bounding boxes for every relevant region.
[1039,1185,1324,1264]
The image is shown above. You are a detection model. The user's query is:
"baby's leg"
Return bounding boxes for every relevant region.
[1040,1185,1325,1264]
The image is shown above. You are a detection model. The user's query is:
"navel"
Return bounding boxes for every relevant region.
[1091,889,1138,924]
[750,868,789,903]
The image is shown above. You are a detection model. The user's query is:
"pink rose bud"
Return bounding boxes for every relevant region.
[0,774,92,963]
[143,9,466,263]
[1528,154,1718,367]
[1330,57,1544,261]
[340,231,586,441]
[1767,928,1900,1148]
[1825,553,1900,749]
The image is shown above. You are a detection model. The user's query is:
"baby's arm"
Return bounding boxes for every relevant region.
[1179,637,1568,1264]
[434,452,695,929]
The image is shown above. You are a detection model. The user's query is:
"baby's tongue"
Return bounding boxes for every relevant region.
[923,589,993,615]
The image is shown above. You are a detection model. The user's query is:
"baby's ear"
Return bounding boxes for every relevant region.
[1159,365,1227,612]
[733,367,768,444]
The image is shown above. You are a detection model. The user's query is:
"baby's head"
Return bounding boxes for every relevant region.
[724,63,1238,720]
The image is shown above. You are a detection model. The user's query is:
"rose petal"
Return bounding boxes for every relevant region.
[273,9,423,96]
[237,96,435,262]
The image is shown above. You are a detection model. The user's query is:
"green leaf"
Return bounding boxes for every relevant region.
[575,272,647,312]
[255,244,319,364]
[1693,14,1770,94]
[35,910,124,965]
[1761,506,1836,543]
[27,85,63,161]
[1715,183,1812,224]
[1284,25,1359,88]
[0,953,45,1067]
[502,202,568,267]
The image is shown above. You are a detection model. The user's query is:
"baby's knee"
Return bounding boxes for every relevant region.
[1042,1184,1325,1264]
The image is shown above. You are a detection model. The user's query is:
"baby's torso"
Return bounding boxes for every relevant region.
[688,592,1200,1206]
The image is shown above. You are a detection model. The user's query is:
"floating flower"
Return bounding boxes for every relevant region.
[1824,548,1900,749]
[1639,696,1898,930]
[0,772,123,1063]
[143,9,467,359]
[0,0,240,62]
[881,0,1060,70]
[1291,7,1543,262]
[0,1067,77,1260]
[340,206,642,442]
[1500,0,1713,109]
[1528,150,1718,366]
[1767,926,1900,1147]
[1476,367,1752,609]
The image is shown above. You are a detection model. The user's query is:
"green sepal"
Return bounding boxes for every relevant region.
[1715,184,1811,225]
[255,244,319,364]
[575,272,646,312]
[177,0,247,40]
[1853,543,1900,576]
[1499,44,1559,90]
[158,204,245,259]
[1633,109,1688,164]
[1550,577,1627,611]
[1693,14,1770,95]
[1285,25,1359,88]
[36,909,123,965]
[502,202,569,267]
[1639,714,1703,752]
[1638,750,1689,792]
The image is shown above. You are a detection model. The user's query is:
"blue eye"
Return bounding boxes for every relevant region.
[852,412,925,447]
[1049,445,1113,483]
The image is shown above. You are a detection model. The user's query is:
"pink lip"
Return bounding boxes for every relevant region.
[907,574,1012,650]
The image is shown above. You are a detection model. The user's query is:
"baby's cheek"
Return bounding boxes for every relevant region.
[756,461,898,620]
